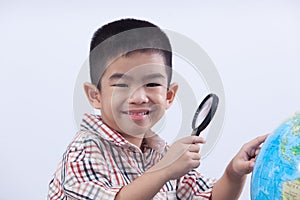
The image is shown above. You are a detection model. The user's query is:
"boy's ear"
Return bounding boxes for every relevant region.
[83,82,102,109]
[165,83,178,109]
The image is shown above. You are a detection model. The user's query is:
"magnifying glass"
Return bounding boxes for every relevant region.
[191,93,219,136]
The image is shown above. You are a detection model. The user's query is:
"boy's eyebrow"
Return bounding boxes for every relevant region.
[109,73,132,81]
[109,73,166,81]
[144,73,166,80]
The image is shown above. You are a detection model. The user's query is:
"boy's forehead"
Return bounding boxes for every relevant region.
[108,65,168,82]
[105,52,169,78]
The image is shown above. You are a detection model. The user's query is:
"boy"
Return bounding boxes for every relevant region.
[48,18,267,199]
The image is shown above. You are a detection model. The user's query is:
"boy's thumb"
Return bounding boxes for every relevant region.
[181,136,206,144]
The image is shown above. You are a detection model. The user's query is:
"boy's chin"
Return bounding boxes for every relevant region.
[117,122,153,138]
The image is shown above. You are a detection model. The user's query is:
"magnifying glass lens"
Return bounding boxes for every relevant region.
[194,98,213,127]
[192,94,219,136]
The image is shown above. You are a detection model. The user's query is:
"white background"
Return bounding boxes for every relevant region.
[1,1,299,199]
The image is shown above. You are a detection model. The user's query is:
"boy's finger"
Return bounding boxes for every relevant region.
[188,144,200,152]
[179,136,205,144]
[255,147,261,156]
[193,136,206,144]
[240,159,256,174]
[191,152,201,160]
[245,134,269,149]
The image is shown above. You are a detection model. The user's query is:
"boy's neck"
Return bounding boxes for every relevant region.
[121,132,145,149]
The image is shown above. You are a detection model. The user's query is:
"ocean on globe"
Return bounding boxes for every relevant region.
[251,113,300,200]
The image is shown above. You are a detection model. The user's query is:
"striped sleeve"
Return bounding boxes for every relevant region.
[176,170,217,200]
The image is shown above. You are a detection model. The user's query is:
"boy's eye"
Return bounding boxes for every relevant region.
[146,83,161,87]
[111,83,128,87]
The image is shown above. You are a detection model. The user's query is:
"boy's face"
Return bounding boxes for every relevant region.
[94,52,177,137]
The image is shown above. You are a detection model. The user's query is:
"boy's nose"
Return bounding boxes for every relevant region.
[128,87,149,104]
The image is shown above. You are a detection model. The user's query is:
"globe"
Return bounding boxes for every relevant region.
[251,113,300,200]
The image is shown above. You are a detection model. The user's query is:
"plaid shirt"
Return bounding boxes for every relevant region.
[48,114,216,200]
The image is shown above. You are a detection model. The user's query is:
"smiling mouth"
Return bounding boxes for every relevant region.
[124,110,150,120]
[128,111,149,115]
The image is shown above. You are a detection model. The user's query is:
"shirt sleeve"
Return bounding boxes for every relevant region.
[48,132,122,200]
[176,170,217,200]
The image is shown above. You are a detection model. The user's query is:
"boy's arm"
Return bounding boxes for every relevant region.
[210,134,268,200]
[115,136,205,200]
[115,168,168,200]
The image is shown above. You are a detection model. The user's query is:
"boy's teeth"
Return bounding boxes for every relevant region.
[129,111,147,115]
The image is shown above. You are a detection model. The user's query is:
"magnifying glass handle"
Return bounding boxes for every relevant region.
[191,129,198,136]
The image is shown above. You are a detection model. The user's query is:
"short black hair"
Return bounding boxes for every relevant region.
[89,18,172,89]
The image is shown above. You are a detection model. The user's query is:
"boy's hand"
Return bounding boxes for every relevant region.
[228,134,269,178]
[149,136,205,180]
[210,134,269,200]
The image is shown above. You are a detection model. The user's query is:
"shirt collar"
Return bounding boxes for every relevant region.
[80,113,167,153]
[80,113,128,147]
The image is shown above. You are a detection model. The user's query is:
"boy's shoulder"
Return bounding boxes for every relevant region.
[69,129,101,147]
[64,130,106,162]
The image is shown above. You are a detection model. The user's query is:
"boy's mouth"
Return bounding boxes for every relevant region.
[125,110,150,120]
